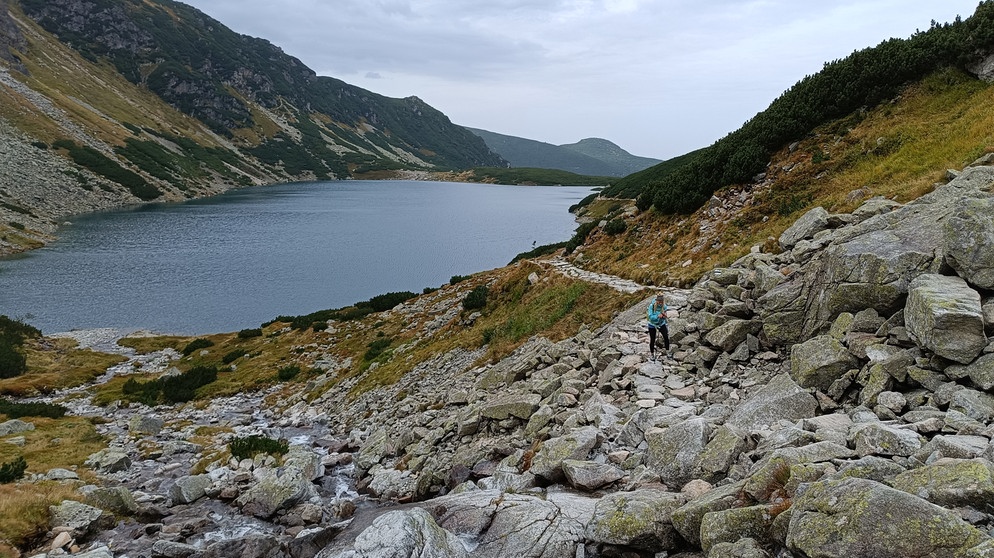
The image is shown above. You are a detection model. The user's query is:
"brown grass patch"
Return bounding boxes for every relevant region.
[0,482,82,551]
[0,338,126,397]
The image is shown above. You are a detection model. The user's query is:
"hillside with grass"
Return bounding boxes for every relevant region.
[600,1,994,217]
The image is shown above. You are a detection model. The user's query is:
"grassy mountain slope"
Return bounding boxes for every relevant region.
[465,127,659,177]
[574,67,994,286]
[602,1,994,216]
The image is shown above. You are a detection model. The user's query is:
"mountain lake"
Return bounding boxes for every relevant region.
[0,180,594,335]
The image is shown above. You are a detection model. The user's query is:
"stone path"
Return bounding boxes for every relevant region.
[540,257,653,294]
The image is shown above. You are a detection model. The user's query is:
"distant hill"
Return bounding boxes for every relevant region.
[465,128,660,177]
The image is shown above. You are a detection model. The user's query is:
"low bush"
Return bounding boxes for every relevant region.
[449,275,470,285]
[121,364,219,405]
[267,291,418,329]
[0,341,26,379]
[364,337,392,361]
[277,364,301,381]
[0,456,27,484]
[236,328,262,339]
[603,218,627,235]
[221,349,248,365]
[229,435,288,461]
[509,241,567,264]
[181,338,214,356]
[462,286,489,311]
[0,399,67,419]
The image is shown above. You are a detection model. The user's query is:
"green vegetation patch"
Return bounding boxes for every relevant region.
[121,364,218,405]
[0,457,27,484]
[52,139,162,201]
[229,435,288,461]
[268,291,418,330]
[0,399,66,419]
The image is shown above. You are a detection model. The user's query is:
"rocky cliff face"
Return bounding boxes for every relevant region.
[15,155,994,558]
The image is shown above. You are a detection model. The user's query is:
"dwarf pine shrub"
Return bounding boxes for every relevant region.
[181,338,214,356]
[462,286,489,311]
[229,435,288,461]
[0,399,67,419]
[0,456,27,483]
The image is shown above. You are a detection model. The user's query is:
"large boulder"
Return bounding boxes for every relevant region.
[725,375,817,431]
[671,481,744,547]
[324,508,468,558]
[529,426,600,482]
[585,489,685,551]
[479,393,542,421]
[944,197,994,289]
[0,419,34,436]
[779,207,831,250]
[169,475,212,505]
[790,335,859,391]
[49,500,114,539]
[905,274,987,364]
[429,490,596,558]
[891,458,994,508]
[786,477,987,558]
[85,449,132,474]
[646,418,711,488]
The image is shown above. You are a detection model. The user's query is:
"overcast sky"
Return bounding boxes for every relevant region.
[180,0,980,159]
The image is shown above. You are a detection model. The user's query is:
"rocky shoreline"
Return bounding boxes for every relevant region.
[6,159,994,557]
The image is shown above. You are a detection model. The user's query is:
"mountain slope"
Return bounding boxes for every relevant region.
[465,127,659,177]
[602,1,994,213]
[0,0,507,254]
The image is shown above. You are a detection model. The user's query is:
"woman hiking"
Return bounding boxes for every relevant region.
[647,293,671,361]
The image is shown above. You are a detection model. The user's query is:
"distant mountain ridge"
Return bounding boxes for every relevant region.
[465,128,660,177]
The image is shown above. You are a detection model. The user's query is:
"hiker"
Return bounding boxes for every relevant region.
[647,292,670,361]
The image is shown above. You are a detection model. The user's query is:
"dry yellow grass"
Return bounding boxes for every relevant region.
[0,338,126,397]
[575,69,994,287]
[0,482,82,552]
[0,417,106,476]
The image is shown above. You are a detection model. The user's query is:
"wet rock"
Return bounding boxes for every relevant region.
[151,540,199,558]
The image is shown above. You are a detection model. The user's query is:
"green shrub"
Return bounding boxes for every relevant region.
[0,456,27,483]
[0,399,67,419]
[364,337,392,361]
[237,328,263,339]
[0,316,41,344]
[311,321,328,331]
[563,221,598,255]
[603,218,627,236]
[509,241,567,264]
[277,364,301,381]
[9,222,24,231]
[181,338,214,356]
[450,275,470,285]
[267,291,419,329]
[221,349,248,364]
[229,435,289,461]
[0,341,26,379]
[121,365,219,405]
[462,286,489,311]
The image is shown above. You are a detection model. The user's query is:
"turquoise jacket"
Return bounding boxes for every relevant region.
[647,302,668,328]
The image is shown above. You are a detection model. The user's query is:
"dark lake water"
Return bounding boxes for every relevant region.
[0,180,592,335]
